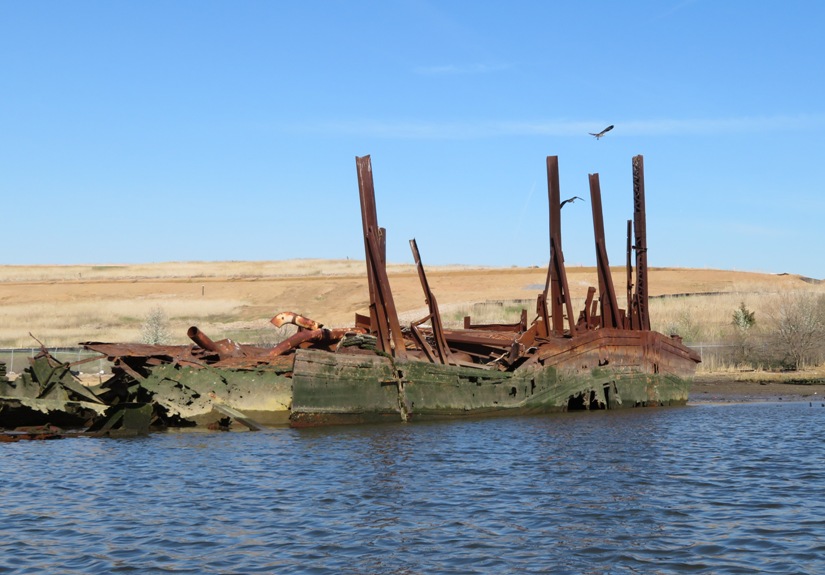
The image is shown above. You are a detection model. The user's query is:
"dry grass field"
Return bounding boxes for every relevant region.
[2,260,824,362]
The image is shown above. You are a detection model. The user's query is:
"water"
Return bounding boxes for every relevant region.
[2,402,824,574]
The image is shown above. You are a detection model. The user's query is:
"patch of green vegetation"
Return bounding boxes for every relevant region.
[442,299,533,327]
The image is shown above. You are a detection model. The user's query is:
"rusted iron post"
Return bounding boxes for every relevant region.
[550,235,578,336]
[632,155,650,331]
[581,286,597,328]
[626,220,639,329]
[547,156,564,336]
[589,173,622,329]
[356,155,407,358]
[357,155,380,336]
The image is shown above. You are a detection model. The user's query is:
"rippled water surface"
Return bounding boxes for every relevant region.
[2,402,825,574]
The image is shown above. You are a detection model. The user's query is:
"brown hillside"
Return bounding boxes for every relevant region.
[0,260,821,348]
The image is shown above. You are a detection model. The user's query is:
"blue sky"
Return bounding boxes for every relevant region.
[2,1,824,278]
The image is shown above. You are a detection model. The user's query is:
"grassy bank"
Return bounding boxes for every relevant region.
[1,261,824,376]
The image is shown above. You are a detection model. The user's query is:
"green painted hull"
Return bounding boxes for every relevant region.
[289,330,696,427]
[61,330,695,430]
[92,363,294,427]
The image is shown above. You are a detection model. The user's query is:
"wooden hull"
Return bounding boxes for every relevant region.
[112,363,294,427]
[3,330,695,431]
[289,330,697,427]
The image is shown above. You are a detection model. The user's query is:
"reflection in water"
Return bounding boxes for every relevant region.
[2,403,824,574]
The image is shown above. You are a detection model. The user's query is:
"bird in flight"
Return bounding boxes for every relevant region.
[589,125,614,139]
[560,196,584,209]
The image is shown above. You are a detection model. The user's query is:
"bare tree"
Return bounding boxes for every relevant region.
[768,292,825,370]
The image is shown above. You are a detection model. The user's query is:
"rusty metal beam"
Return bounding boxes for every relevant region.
[626,219,633,322]
[580,286,597,329]
[187,326,243,358]
[365,229,407,358]
[589,173,622,329]
[626,219,640,330]
[465,309,527,332]
[546,156,566,336]
[409,238,454,365]
[632,155,651,331]
[268,327,357,357]
[356,155,407,358]
[356,155,380,336]
[550,235,578,336]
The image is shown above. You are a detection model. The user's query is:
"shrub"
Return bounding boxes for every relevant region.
[767,292,825,370]
[141,306,171,345]
[731,301,756,362]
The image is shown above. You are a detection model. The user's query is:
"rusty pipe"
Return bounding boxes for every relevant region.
[188,326,242,358]
[268,327,365,357]
[270,311,323,331]
[188,326,218,351]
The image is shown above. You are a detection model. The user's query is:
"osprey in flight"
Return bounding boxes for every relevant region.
[560,196,584,209]
[589,125,614,139]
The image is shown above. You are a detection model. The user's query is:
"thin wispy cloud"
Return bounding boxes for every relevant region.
[295,114,825,140]
[620,115,825,135]
[695,218,785,239]
[414,62,511,75]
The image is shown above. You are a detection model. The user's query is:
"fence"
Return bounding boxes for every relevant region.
[0,348,112,378]
[0,341,816,379]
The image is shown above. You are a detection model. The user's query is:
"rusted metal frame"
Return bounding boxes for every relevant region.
[409,238,454,365]
[364,230,407,358]
[268,327,357,357]
[588,173,623,329]
[67,354,106,369]
[442,331,514,345]
[356,155,381,337]
[270,312,322,331]
[625,220,641,330]
[632,155,651,331]
[625,219,633,329]
[580,286,597,328]
[269,329,327,357]
[595,239,623,329]
[441,329,517,351]
[365,239,391,352]
[550,235,578,336]
[464,309,527,332]
[534,291,550,337]
[356,155,407,358]
[187,326,243,358]
[546,156,566,337]
[440,339,511,363]
[409,322,438,363]
[115,358,147,382]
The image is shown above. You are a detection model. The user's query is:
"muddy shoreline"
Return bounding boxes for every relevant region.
[690,373,825,404]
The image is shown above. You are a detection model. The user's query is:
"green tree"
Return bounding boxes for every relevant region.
[732,301,756,332]
[731,301,756,362]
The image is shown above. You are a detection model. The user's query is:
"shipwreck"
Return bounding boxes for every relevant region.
[0,154,700,433]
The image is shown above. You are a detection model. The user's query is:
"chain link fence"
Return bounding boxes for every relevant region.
[0,348,112,379]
